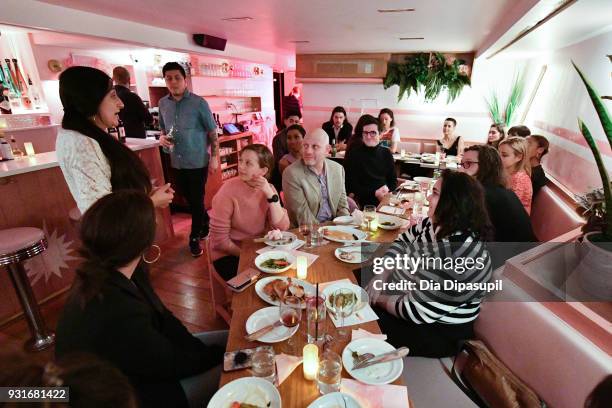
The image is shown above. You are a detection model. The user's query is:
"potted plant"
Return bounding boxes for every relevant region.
[484,71,525,128]
[572,61,612,299]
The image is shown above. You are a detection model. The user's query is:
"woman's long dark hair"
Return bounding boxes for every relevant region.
[464,144,507,187]
[346,114,381,153]
[328,106,349,125]
[487,123,506,149]
[433,170,493,240]
[378,108,395,128]
[74,190,156,303]
[59,66,151,193]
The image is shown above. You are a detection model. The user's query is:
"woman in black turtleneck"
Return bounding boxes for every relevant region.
[344,115,397,207]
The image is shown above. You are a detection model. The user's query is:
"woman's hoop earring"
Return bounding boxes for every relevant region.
[142,244,161,264]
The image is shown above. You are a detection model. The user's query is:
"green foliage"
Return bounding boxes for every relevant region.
[573,61,612,240]
[384,53,470,103]
[484,71,525,127]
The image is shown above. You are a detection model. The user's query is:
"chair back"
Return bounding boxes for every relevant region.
[203,238,232,324]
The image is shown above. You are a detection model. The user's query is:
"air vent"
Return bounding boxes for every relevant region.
[399,37,424,40]
[296,54,390,79]
[221,16,253,22]
[377,8,415,13]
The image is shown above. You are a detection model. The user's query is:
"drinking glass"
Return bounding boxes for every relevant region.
[165,125,176,153]
[279,296,302,355]
[310,223,322,247]
[251,347,276,384]
[330,288,356,339]
[363,205,377,231]
[299,223,312,248]
[317,350,342,394]
[306,295,326,344]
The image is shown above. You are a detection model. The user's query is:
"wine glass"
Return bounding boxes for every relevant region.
[363,205,377,231]
[279,295,302,355]
[165,125,176,153]
[330,288,356,340]
[299,223,312,248]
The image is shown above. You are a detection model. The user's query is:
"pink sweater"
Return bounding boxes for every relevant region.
[209,177,290,261]
[509,171,533,214]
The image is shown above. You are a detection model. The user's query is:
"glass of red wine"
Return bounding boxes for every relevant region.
[299,223,312,248]
[279,295,302,355]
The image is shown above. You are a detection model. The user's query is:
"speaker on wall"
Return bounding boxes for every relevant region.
[192,34,227,51]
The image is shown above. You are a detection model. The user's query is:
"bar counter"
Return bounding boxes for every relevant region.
[0,137,174,326]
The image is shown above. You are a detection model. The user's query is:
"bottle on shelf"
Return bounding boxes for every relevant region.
[0,136,15,160]
[117,119,127,144]
[331,138,337,157]
[107,126,119,141]
[27,77,42,109]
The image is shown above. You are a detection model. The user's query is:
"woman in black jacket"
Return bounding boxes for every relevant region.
[55,190,226,408]
[322,106,353,151]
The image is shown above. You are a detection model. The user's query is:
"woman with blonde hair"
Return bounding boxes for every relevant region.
[499,137,532,214]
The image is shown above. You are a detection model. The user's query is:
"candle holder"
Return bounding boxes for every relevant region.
[303,343,319,381]
[296,255,308,280]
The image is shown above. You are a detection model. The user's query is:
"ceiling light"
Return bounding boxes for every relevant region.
[221,17,253,22]
[377,8,415,13]
[399,37,424,40]
[289,40,310,44]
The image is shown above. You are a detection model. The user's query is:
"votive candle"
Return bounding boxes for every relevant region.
[296,255,308,280]
[400,149,406,158]
[24,142,35,156]
[303,344,319,380]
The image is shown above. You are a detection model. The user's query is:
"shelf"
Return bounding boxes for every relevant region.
[220,151,238,157]
[221,163,238,170]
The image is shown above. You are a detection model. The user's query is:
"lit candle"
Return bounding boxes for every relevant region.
[24,142,35,156]
[434,151,441,166]
[303,344,319,380]
[400,149,406,158]
[369,215,379,232]
[296,255,308,280]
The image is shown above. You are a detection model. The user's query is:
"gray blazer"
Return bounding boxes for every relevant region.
[282,158,350,227]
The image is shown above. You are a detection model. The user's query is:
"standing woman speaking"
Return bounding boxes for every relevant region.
[56,66,173,214]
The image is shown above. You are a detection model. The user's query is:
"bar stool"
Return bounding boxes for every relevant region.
[0,227,55,351]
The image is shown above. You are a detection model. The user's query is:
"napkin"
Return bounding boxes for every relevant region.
[340,379,409,408]
[352,328,387,342]
[256,245,319,267]
[351,209,364,225]
[275,353,302,385]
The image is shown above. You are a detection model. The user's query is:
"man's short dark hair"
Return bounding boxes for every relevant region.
[444,117,457,126]
[162,62,186,78]
[507,125,531,137]
[284,110,302,120]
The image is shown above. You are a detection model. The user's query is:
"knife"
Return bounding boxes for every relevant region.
[245,321,283,341]
[353,347,409,369]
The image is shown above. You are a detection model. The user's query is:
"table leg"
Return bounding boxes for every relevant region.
[6,263,55,351]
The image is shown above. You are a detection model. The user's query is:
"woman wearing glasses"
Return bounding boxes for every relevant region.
[344,114,397,207]
[459,145,536,242]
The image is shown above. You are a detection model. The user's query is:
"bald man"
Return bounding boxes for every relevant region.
[282,128,350,226]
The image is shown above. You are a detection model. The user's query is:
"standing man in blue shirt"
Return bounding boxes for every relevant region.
[158,62,219,257]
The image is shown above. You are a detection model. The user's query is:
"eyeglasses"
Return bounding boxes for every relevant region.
[459,161,479,169]
[362,131,379,138]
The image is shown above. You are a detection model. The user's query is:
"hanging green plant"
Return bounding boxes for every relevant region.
[384,52,471,103]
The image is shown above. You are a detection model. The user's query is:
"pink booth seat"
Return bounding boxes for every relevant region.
[397,141,422,154]
[475,279,612,408]
[422,142,437,154]
[531,186,585,242]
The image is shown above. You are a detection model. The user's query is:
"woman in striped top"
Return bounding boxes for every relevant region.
[368,171,493,357]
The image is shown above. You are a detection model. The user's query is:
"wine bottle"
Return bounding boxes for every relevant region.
[117,119,126,143]
[27,77,42,109]
[108,126,119,140]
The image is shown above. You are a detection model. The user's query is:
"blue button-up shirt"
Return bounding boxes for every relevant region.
[158,89,216,169]
[307,163,333,223]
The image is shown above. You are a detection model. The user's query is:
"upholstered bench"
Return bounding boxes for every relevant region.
[531,186,585,242]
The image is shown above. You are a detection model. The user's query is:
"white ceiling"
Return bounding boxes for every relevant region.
[37,0,516,54]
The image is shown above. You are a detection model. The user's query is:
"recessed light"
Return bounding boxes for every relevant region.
[399,37,424,40]
[289,40,310,44]
[221,16,253,22]
[377,8,415,13]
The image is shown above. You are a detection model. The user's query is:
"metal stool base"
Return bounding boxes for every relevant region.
[26,332,55,352]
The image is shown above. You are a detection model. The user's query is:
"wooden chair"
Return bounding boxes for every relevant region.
[203,238,232,324]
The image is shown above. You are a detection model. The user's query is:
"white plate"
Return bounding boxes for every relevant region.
[207,377,281,408]
[307,392,362,408]
[319,226,367,244]
[322,282,369,312]
[342,338,404,385]
[413,176,433,184]
[254,250,296,274]
[255,276,315,308]
[334,246,364,264]
[376,214,407,230]
[333,215,356,225]
[264,231,298,248]
[245,306,299,343]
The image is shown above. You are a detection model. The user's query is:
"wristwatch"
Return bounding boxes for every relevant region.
[267,194,279,203]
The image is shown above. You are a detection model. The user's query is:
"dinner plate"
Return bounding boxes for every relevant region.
[333,215,356,225]
[377,214,407,230]
[207,376,282,408]
[254,250,296,274]
[255,276,315,308]
[322,282,369,312]
[245,306,299,343]
[319,226,367,243]
[264,231,298,248]
[307,392,362,408]
[334,246,363,264]
[342,338,404,385]
[413,176,433,184]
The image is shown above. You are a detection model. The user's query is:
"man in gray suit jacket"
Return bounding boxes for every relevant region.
[283,128,350,227]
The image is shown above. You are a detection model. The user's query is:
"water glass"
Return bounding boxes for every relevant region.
[251,347,276,384]
[299,223,312,248]
[306,295,326,344]
[310,226,323,247]
[317,350,342,395]
[363,205,377,231]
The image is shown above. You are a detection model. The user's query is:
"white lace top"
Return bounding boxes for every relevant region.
[56,128,112,214]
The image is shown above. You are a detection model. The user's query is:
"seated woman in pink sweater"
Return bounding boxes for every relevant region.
[209,144,290,280]
[499,137,533,214]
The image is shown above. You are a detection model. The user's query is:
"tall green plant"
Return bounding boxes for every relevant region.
[484,71,525,127]
[573,61,612,240]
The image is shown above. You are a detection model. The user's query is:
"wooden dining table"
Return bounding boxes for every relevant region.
[218,219,414,407]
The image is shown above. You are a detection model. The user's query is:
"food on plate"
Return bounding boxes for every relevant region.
[259,258,290,269]
[322,228,356,241]
[265,229,294,245]
[338,250,357,261]
[229,403,269,408]
[227,385,271,408]
[263,278,305,301]
[380,221,396,226]
[329,291,358,308]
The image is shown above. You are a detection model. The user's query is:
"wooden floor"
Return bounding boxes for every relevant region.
[0,213,228,360]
